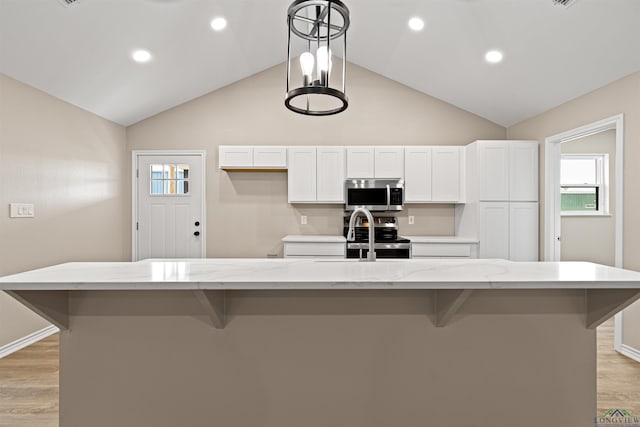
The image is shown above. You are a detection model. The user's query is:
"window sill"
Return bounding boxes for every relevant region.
[561,213,612,217]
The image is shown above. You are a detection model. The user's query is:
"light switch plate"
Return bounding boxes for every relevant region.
[301,215,307,225]
[408,215,415,225]
[9,203,35,218]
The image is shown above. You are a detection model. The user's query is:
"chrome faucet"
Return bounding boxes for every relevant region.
[346,207,376,262]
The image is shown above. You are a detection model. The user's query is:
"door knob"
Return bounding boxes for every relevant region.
[195,221,200,226]
[194,231,200,236]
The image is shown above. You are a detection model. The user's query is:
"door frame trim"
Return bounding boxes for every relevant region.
[131,150,207,261]
[544,114,624,350]
[543,114,624,266]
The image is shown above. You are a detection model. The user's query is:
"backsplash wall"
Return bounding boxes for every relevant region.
[127,62,506,258]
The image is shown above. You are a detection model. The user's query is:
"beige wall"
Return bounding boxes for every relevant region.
[506,71,640,270]
[0,74,129,347]
[507,71,640,358]
[623,302,640,350]
[127,62,506,258]
[560,130,615,266]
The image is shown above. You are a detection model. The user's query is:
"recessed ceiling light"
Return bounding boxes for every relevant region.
[132,49,152,63]
[210,17,227,31]
[485,50,503,64]
[408,17,425,31]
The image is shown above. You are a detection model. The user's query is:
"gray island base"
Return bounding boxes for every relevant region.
[2,258,640,427]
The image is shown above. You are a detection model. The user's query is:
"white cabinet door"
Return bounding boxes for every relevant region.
[219,146,252,169]
[411,243,476,258]
[253,146,287,168]
[432,147,460,202]
[479,202,509,259]
[346,147,375,178]
[317,147,346,202]
[284,242,346,258]
[374,147,404,178]
[509,202,538,261]
[404,146,432,202]
[509,142,538,202]
[287,147,317,202]
[478,141,509,201]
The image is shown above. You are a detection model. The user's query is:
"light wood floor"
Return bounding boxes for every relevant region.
[597,318,640,415]
[0,334,59,427]
[0,319,638,426]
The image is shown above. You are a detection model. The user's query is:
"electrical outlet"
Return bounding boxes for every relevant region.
[408,215,415,225]
[301,215,307,225]
[9,203,35,218]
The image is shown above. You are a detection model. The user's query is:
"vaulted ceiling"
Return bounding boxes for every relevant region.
[1,0,639,127]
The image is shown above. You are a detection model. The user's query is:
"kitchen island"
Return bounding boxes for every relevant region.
[2,258,640,427]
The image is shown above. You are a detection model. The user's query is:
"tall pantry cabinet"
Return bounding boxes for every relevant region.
[455,140,539,261]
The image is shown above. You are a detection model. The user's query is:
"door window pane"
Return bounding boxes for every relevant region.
[177,180,189,194]
[149,164,190,195]
[151,164,163,179]
[151,180,163,195]
[177,165,189,179]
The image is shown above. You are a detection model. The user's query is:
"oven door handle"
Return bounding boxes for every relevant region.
[386,184,391,211]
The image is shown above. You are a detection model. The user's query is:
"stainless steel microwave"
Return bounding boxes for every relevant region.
[345,178,404,211]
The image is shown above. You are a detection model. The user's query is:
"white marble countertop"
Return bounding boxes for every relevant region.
[282,235,346,243]
[2,258,640,291]
[404,236,480,244]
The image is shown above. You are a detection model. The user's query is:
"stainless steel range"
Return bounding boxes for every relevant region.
[343,214,411,259]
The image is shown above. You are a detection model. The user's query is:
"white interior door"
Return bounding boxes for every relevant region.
[135,153,205,260]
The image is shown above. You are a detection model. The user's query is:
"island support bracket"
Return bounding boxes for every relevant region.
[585,289,640,329]
[434,289,474,327]
[193,290,226,329]
[6,290,69,331]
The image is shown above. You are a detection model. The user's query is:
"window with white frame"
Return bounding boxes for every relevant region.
[150,164,190,195]
[560,154,609,215]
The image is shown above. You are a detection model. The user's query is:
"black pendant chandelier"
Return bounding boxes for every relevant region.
[285,0,350,116]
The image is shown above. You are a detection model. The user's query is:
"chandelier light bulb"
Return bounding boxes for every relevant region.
[300,52,315,75]
[316,46,332,72]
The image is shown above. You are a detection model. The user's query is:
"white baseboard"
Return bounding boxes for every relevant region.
[619,344,640,363]
[0,325,60,359]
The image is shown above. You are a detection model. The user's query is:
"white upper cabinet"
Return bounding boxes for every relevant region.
[431,147,461,202]
[346,147,375,178]
[477,141,538,202]
[347,146,404,179]
[404,146,462,203]
[219,146,287,169]
[288,147,345,203]
[219,146,253,169]
[404,146,432,202]
[374,147,404,178]
[287,147,317,202]
[478,141,509,201]
[509,142,538,201]
[253,146,287,168]
[316,147,346,202]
